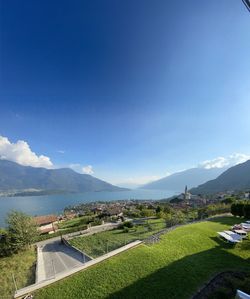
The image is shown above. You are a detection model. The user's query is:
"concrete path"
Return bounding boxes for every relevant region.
[37,240,91,282]
[15,240,142,299]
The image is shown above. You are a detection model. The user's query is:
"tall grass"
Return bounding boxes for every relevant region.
[0,247,36,299]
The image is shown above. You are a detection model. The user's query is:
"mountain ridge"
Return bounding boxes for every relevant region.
[0,159,127,195]
[140,167,226,191]
[191,159,250,194]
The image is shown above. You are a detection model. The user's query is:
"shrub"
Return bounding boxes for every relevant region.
[119,221,133,229]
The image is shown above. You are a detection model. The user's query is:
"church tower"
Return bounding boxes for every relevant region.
[184,185,190,204]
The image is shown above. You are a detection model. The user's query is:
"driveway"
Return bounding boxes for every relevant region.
[37,240,91,282]
[35,222,118,282]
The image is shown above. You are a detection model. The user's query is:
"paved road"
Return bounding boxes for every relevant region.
[38,240,91,281]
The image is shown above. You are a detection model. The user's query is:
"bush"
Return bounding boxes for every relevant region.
[118,221,133,229]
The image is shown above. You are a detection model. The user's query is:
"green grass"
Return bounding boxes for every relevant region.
[35,217,250,299]
[58,216,92,229]
[0,247,36,299]
[69,218,167,257]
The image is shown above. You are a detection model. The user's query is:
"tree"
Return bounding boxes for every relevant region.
[198,207,208,219]
[140,209,155,217]
[221,197,235,205]
[156,211,165,219]
[231,202,238,217]
[173,210,186,224]
[231,201,247,217]
[155,206,162,213]
[163,204,172,214]
[164,213,173,227]
[6,211,38,252]
[243,201,250,218]
[187,210,198,221]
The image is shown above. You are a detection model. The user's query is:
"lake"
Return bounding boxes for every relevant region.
[0,189,177,227]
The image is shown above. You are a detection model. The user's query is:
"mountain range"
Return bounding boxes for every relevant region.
[0,160,126,196]
[1,158,250,197]
[191,159,250,195]
[141,167,226,192]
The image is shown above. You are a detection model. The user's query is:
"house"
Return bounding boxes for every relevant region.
[34,214,58,234]
[64,211,77,220]
[102,207,123,218]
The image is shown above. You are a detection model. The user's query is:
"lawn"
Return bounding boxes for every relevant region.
[35,216,250,299]
[69,218,167,257]
[0,247,36,299]
[58,216,93,230]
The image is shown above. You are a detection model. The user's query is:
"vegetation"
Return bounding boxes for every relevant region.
[231,200,250,218]
[205,273,250,299]
[34,224,88,242]
[191,159,250,194]
[69,218,166,257]
[0,247,36,299]
[35,216,250,299]
[58,215,101,229]
[118,221,134,229]
[0,211,38,256]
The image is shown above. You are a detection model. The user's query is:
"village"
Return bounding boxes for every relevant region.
[33,186,239,236]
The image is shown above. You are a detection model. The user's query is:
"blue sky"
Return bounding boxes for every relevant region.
[0,0,250,187]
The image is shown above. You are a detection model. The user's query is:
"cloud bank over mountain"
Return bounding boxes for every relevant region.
[0,136,53,168]
[82,165,94,174]
[199,153,250,169]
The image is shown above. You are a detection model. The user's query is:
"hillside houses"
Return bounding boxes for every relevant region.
[34,214,58,234]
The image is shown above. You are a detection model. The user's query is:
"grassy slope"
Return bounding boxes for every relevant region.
[69,218,166,257]
[58,216,92,229]
[0,247,36,299]
[36,217,250,299]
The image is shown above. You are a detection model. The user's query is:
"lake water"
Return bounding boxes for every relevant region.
[0,189,177,227]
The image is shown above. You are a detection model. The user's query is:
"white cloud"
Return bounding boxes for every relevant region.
[82,165,94,175]
[57,150,65,154]
[199,153,250,169]
[69,163,81,169]
[0,135,53,168]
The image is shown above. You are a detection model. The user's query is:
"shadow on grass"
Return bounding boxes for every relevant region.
[207,217,246,226]
[106,245,250,299]
[26,261,36,286]
[210,236,238,248]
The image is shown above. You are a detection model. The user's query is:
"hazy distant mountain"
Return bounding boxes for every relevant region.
[191,160,250,195]
[0,160,126,195]
[141,167,226,192]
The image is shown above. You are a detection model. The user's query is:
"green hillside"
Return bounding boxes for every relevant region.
[191,160,250,194]
[35,217,250,299]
